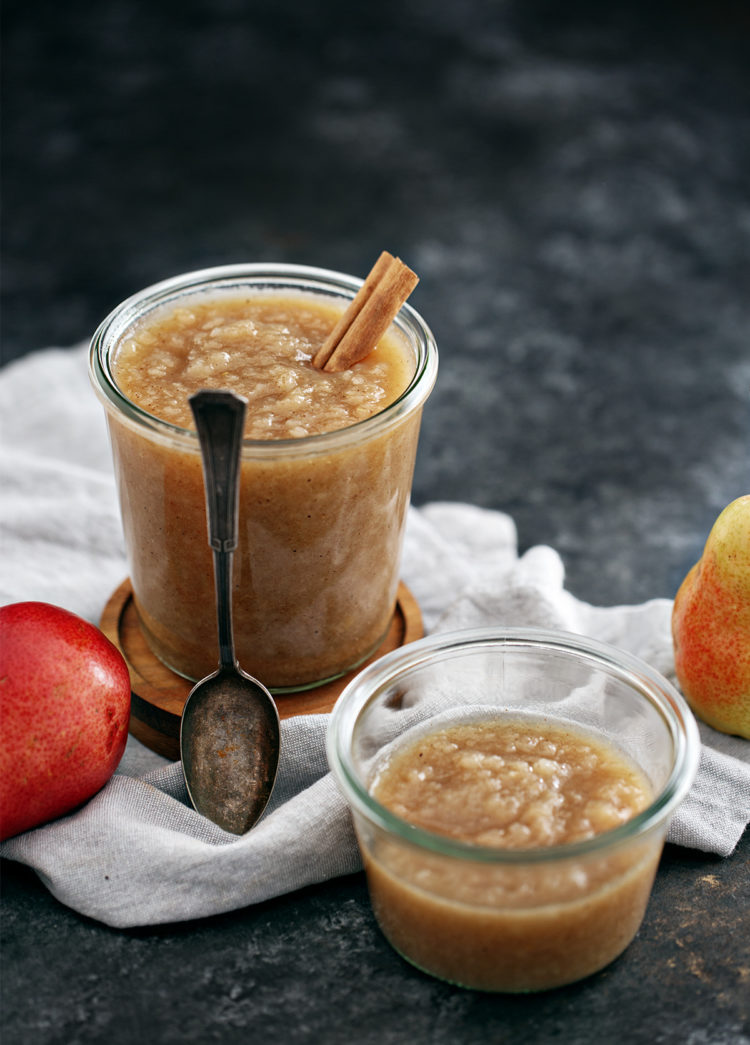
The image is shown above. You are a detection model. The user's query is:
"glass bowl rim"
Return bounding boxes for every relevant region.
[88,261,438,457]
[327,625,701,864]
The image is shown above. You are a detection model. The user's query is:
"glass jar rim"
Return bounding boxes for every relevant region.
[88,262,438,456]
[327,626,701,864]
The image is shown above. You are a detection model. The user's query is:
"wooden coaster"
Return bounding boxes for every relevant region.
[100,579,423,761]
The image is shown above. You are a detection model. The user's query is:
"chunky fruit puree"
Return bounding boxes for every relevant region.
[100,283,430,688]
[361,716,660,991]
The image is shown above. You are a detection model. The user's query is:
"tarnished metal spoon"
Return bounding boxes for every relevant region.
[180,389,280,835]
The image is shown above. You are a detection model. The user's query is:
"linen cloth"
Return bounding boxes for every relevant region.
[1,345,748,929]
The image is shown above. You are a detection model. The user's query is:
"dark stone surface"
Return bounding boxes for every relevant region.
[1,838,749,1044]
[2,1,749,1042]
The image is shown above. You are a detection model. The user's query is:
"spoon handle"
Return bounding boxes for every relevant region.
[189,390,248,671]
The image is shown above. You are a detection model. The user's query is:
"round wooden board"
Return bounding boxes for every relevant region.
[100,579,423,761]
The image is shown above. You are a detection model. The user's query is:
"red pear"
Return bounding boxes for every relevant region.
[672,496,750,738]
[0,601,132,840]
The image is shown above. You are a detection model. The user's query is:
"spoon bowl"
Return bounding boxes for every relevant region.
[181,666,280,834]
[180,389,280,835]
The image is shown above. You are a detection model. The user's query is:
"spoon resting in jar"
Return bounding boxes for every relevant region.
[180,389,280,835]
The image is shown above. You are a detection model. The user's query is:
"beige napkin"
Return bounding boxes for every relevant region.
[1,347,748,928]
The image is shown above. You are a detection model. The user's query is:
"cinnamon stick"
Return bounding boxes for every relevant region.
[312,252,419,372]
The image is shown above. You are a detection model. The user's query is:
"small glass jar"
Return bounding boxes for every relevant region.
[89,264,438,690]
[327,627,700,992]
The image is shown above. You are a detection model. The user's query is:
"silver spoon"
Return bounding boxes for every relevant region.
[180,389,280,835]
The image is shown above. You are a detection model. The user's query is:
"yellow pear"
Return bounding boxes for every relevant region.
[672,495,750,738]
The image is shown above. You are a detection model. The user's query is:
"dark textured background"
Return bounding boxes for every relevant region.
[2,1,749,1042]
